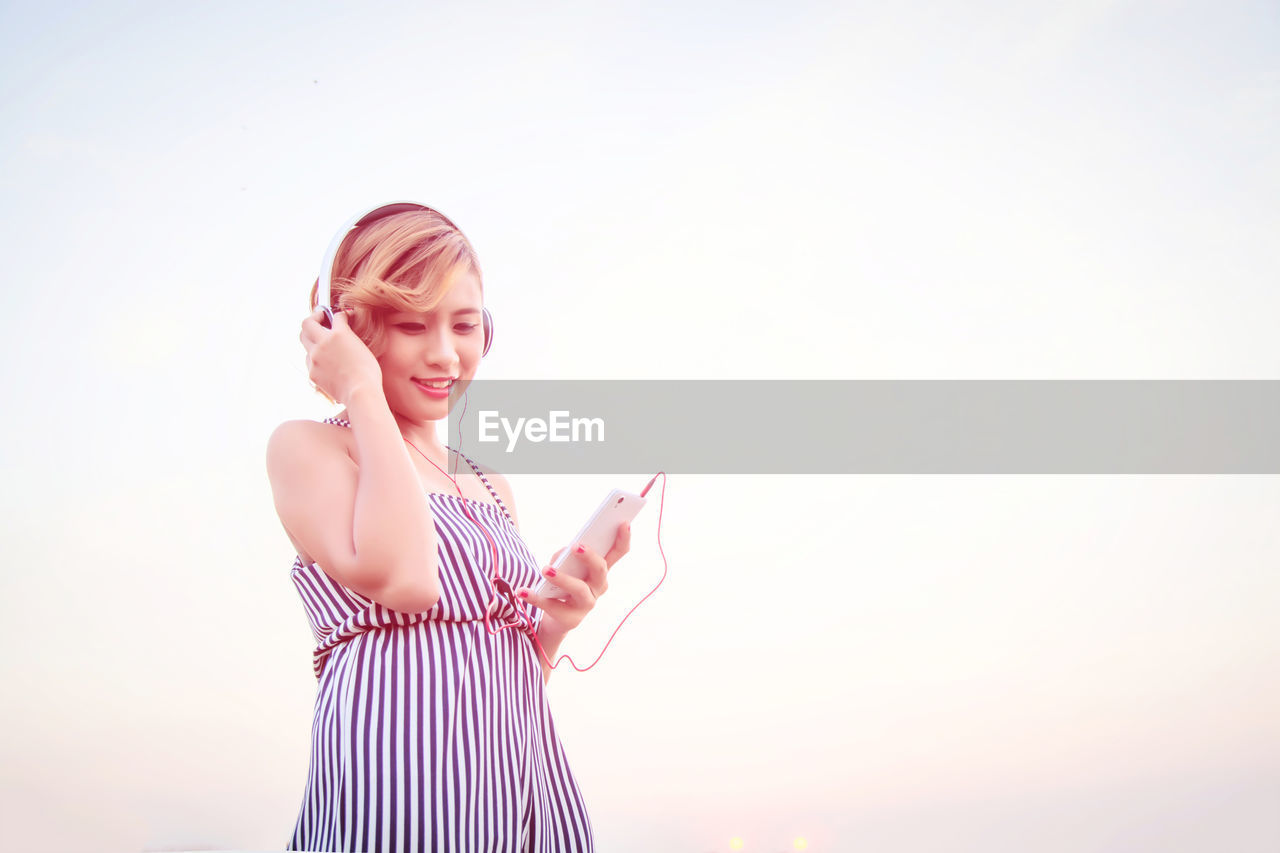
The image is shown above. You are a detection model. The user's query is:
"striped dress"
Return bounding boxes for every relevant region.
[287,418,594,852]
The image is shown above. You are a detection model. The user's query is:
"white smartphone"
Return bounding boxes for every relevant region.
[534,488,647,599]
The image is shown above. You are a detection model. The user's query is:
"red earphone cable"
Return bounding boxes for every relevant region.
[402,438,668,675]
[524,471,668,674]
[402,437,535,642]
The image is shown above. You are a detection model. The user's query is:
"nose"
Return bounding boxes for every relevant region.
[419,322,460,370]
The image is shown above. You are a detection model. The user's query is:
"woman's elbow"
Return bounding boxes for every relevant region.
[369,571,441,613]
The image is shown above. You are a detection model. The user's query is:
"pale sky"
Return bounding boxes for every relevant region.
[2,1,1278,851]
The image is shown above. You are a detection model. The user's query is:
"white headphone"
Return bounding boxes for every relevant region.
[316,201,494,356]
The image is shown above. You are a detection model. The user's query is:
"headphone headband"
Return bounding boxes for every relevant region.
[316,201,493,356]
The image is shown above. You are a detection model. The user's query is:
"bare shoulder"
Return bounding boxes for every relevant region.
[265,419,360,564]
[266,419,353,483]
[466,456,520,529]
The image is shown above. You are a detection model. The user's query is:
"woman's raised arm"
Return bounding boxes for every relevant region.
[266,310,441,612]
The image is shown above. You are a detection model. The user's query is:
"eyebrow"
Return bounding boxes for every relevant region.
[390,308,481,318]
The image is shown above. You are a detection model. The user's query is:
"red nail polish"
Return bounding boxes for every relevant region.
[518,590,529,598]
[576,545,585,553]
[544,568,557,577]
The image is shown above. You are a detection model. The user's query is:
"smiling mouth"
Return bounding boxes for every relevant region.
[411,378,457,399]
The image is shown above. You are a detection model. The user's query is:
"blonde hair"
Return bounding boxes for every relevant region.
[309,207,483,357]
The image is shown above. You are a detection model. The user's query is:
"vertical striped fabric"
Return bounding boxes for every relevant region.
[286,422,593,852]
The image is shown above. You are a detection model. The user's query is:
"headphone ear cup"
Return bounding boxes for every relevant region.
[482,307,494,357]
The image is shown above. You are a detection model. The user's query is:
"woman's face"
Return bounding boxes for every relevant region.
[376,270,485,423]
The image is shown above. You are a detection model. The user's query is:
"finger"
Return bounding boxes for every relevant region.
[518,574,580,610]
[517,586,578,623]
[539,563,596,605]
[571,544,609,596]
[602,522,632,569]
[301,313,325,345]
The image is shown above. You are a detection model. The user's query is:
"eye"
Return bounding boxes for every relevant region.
[454,323,479,333]
[395,323,425,333]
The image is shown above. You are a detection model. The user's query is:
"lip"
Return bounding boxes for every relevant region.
[412,377,455,399]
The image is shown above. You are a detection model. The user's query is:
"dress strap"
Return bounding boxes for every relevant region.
[451,451,516,526]
[320,417,515,526]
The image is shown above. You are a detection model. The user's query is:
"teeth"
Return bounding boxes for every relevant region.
[420,379,452,388]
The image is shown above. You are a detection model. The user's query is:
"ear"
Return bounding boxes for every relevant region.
[482,307,495,356]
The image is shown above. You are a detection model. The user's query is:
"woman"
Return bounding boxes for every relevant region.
[267,203,627,852]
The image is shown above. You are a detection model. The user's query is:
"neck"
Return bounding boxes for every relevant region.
[394,413,448,456]
[397,416,464,481]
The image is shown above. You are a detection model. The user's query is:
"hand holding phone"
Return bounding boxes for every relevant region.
[535,488,647,599]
